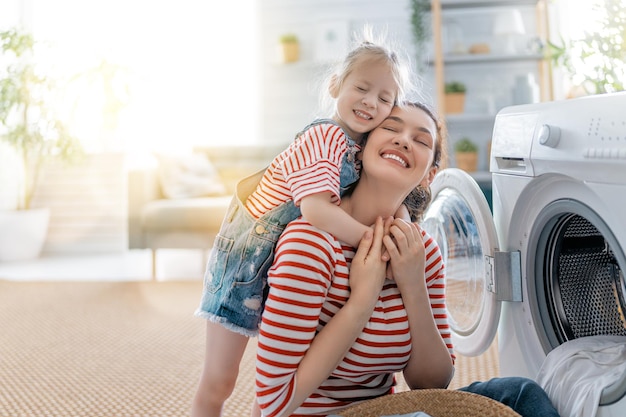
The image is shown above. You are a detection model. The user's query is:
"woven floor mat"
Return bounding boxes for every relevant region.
[0,280,207,417]
[0,280,499,417]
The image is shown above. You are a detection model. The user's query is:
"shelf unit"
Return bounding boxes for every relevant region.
[429,0,552,174]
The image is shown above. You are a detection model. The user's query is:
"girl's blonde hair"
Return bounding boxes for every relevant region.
[318,27,414,117]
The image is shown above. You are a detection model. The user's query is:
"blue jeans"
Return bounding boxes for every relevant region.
[459,377,560,417]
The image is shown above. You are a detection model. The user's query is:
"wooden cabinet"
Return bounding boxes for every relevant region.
[428,0,553,173]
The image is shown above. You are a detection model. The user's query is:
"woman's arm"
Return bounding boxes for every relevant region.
[256,218,388,417]
[384,219,455,389]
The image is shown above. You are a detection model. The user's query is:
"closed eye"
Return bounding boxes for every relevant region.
[414,136,433,148]
[380,120,401,132]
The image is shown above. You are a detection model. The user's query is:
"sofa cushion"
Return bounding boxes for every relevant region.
[155,153,227,199]
[141,196,232,232]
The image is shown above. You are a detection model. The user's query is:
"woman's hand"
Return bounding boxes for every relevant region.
[383,219,426,292]
[349,216,387,307]
[384,219,455,388]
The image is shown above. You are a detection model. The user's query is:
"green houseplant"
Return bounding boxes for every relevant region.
[0,27,83,260]
[445,81,467,94]
[454,137,479,172]
[454,137,478,153]
[547,0,625,95]
[409,0,431,73]
[444,81,467,114]
[0,28,82,210]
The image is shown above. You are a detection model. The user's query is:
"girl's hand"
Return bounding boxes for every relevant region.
[349,217,387,304]
[383,219,426,291]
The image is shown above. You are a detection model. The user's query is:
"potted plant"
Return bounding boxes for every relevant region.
[444,81,467,114]
[0,28,83,261]
[409,0,431,72]
[278,33,300,64]
[547,0,625,96]
[454,137,479,172]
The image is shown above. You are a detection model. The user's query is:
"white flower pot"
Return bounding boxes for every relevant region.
[0,208,50,261]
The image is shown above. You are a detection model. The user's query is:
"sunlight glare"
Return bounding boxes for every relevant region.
[27,0,258,155]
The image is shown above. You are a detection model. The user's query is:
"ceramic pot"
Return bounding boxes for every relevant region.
[0,208,50,261]
[455,152,478,172]
[279,42,299,63]
[445,93,465,114]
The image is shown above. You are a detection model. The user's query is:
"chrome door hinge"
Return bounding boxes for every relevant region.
[485,251,522,302]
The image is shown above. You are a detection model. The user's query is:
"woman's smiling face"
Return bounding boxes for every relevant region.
[361,104,438,192]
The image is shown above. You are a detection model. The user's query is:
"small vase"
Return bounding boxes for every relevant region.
[444,93,465,114]
[0,208,50,261]
[512,74,539,105]
[279,42,299,63]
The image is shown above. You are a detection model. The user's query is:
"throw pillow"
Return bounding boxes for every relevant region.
[155,152,227,199]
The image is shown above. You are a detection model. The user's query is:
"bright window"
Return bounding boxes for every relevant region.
[552,0,625,96]
[3,0,258,154]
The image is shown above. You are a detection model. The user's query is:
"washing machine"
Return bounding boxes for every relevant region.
[422,92,626,416]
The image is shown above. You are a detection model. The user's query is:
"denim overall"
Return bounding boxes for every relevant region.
[195,119,361,336]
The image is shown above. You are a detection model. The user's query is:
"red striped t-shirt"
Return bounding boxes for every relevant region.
[255,219,454,417]
[245,122,354,219]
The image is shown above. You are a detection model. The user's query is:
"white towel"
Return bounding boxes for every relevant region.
[536,335,626,417]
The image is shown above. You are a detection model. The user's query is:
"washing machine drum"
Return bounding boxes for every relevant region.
[534,205,626,351]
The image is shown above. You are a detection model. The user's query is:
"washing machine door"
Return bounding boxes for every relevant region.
[422,168,500,356]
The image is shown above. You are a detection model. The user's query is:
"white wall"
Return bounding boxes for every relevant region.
[257,0,424,145]
[257,1,561,174]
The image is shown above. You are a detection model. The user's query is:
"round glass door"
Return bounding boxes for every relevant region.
[422,169,499,356]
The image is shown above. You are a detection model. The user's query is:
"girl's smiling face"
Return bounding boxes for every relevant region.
[330,58,398,143]
[361,104,438,193]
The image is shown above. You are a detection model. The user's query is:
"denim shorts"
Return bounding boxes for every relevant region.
[195,122,361,336]
[195,170,302,336]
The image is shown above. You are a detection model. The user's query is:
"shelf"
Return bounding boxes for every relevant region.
[444,113,496,124]
[439,0,538,9]
[429,0,550,178]
[269,60,329,70]
[428,53,544,66]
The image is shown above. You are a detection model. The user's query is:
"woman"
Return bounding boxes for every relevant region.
[255,101,453,417]
[254,102,560,417]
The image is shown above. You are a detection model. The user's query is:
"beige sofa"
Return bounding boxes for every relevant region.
[128,144,286,279]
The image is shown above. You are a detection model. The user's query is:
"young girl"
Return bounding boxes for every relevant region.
[191,33,413,417]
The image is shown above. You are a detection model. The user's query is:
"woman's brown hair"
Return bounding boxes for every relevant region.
[401,100,448,222]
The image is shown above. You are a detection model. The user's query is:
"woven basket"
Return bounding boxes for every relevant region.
[336,389,521,417]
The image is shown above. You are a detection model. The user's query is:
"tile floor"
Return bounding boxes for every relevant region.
[0,249,207,282]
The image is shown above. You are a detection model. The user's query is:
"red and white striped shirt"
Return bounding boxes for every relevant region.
[255,219,454,417]
[245,122,354,219]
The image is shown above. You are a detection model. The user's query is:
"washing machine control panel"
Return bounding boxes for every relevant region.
[493,92,626,183]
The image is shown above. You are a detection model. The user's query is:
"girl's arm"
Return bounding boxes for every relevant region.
[384,219,455,389]
[256,219,388,417]
[300,192,370,248]
[394,203,411,222]
[284,122,369,248]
